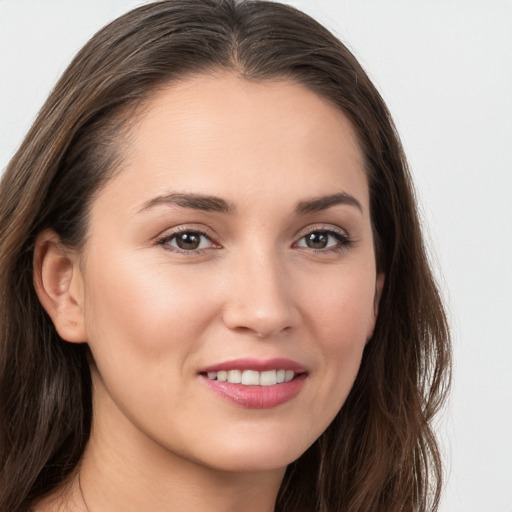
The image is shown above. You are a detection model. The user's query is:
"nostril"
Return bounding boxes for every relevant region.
[221,295,298,338]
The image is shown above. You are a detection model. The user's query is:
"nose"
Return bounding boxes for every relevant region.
[221,249,299,339]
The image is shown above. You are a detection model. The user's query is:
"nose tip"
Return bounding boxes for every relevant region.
[224,307,294,339]
[221,258,298,339]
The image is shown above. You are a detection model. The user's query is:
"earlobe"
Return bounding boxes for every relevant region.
[33,230,87,343]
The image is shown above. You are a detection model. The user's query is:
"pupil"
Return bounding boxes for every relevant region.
[177,232,200,250]
[307,232,328,249]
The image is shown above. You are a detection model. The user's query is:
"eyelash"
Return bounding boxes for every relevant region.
[156,226,353,255]
[156,226,219,255]
[293,226,354,253]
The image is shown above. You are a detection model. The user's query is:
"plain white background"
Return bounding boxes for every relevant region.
[1,1,511,510]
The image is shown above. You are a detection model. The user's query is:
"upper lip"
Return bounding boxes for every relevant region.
[199,358,307,374]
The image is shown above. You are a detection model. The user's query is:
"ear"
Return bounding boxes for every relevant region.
[33,230,87,343]
[366,272,385,341]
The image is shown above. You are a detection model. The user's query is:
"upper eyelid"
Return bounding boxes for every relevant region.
[294,224,349,239]
[159,224,348,236]
[296,230,349,245]
[157,224,217,241]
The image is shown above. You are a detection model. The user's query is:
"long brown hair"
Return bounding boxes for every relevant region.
[0,1,450,511]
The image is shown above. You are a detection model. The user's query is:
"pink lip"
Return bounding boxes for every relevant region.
[198,358,308,409]
[199,358,307,374]
[201,374,307,409]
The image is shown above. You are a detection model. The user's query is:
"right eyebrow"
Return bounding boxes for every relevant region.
[138,192,237,214]
[295,192,363,215]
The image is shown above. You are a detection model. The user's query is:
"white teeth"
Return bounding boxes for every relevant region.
[260,370,277,386]
[205,369,297,385]
[241,370,260,385]
[227,369,242,383]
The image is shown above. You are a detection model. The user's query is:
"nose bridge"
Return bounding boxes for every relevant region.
[222,242,297,337]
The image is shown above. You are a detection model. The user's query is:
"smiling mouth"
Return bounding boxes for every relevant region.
[198,358,308,407]
[203,369,297,386]
[200,369,307,408]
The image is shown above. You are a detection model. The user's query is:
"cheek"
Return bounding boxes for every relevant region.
[83,250,213,348]
[304,262,377,348]
[300,264,376,423]
[81,249,219,405]
[80,255,215,440]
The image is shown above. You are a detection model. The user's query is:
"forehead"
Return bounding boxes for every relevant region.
[96,73,369,216]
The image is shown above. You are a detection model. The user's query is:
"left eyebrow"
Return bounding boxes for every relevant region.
[138,192,237,214]
[295,192,363,215]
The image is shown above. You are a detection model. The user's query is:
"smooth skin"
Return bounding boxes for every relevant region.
[33,73,384,511]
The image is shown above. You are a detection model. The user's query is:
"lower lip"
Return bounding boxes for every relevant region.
[200,374,307,409]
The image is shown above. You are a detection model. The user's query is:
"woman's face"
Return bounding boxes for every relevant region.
[75,74,382,472]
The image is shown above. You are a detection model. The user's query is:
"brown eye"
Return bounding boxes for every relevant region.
[295,229,351,251]
[305,231,329,249]
[175,232,201,250]
[160,230,214,252]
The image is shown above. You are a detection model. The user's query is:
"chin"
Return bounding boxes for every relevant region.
[190,431,313,473]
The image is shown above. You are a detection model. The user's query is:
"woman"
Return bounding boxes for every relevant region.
[0,1,451,511]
